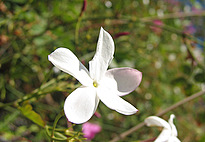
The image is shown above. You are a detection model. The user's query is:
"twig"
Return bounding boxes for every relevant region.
[110,90,205,142]
[140,10,205,22]
[156,90,205,116]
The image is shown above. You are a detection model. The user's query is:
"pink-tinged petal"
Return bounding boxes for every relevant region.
[64,86,99,124]
[89,27,114,82]
[168,114,178,137]
[155,128,171,142]
[97,86,138,115]
[145,116,171,130]
[103,67,142,96]
[48,48,93,86]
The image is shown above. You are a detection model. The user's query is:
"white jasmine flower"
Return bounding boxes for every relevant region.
[145,114,181,142]
[48,27,142,124]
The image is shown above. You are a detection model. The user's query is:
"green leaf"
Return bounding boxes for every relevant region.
[194,72,205,83]
[29,19,47,36]
[171,76,187,86]
[181,64,192,75]
[19,103,45,127]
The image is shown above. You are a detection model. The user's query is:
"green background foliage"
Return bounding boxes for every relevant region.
[0,0,205,141]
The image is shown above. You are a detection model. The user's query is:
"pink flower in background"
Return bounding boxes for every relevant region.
[153,20,163,26]
[82,122,101,140]
[150,20,164,34]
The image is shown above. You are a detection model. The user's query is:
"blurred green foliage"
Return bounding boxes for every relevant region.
[0,0,205,141]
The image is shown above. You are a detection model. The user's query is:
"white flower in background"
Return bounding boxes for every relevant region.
[145,114,181,142]
[48,27,142,124]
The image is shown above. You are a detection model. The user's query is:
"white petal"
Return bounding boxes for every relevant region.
[48,47,93,86]
[155,128,171,142]
[145,116,171,130]
[97,86,138,115]
[64,86,99,124]
[168,136,181,142]
[102,68,142,96]
[168,114,178,137]
[89,27,115,82]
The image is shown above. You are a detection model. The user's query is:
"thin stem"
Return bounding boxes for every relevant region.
[110,90,205,142]
[51,110,64,142]
[75,16,82,47]
[75,0,86,49]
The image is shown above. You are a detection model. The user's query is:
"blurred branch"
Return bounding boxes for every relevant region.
[155,90,205,116]
[78,11,205,48]
[146,22,205,47]
[110,90,205,142]
[182,36,205,70]
[70,10,205,26]
[140,10,205,22]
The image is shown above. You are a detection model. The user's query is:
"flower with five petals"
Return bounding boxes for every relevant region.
[48,27,142,124]
[145,114,181,142]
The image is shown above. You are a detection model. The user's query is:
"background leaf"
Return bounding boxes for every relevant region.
[19,103,45,127]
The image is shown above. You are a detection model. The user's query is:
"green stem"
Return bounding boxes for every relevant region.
[0,74,72,109]
[75,0,86,51]
[46,125,68,141]
[51,110,65,142]
[75,15,82,49]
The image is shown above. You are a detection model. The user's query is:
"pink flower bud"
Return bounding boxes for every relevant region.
[82,122,101,140]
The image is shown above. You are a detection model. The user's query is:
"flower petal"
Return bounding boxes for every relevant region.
[97,86,138,115]
[145,116,171,130]
[48,48,93,86]
[89,27,115,82]
[168,114,178,137]
[155,128,171,142]
[168,136,181,142]
[102,68,142,96]
[64,86,99,124]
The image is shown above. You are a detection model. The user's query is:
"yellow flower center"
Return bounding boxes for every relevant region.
[93,81,98,88]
